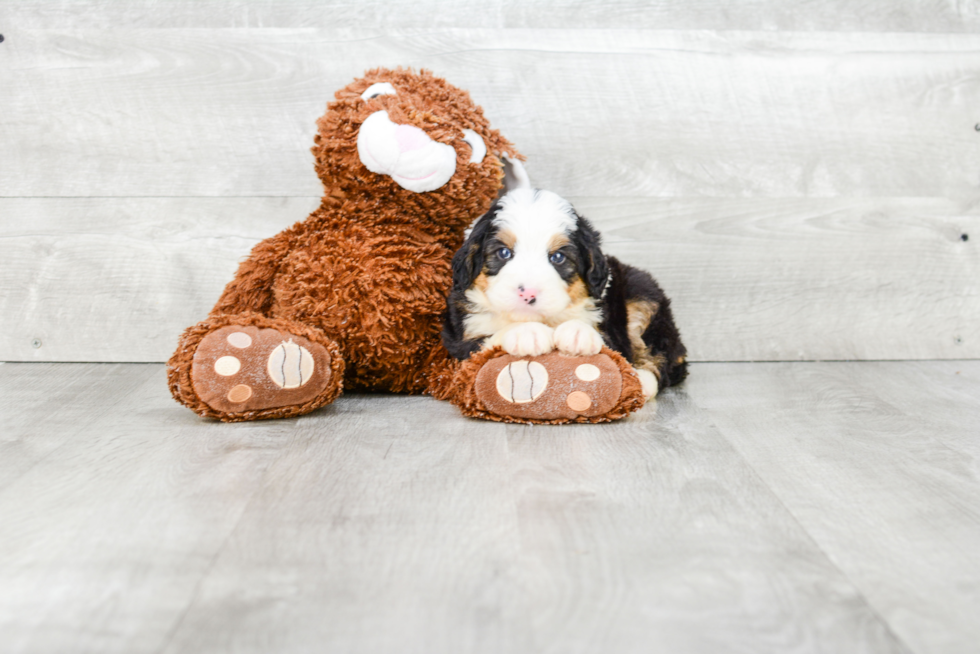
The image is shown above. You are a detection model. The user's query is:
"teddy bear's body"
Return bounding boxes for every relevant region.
[212,203,459,393]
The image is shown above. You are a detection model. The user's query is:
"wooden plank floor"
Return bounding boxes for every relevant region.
[1,361,978,654]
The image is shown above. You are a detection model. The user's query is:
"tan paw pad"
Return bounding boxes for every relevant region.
[214,356,241,376]
[566,391,592,412]
[474,351,624,421]
[496,360,548,404]
[227,384,253,403]
[226,332,252,348]
[191,325,333,415]
[267,340,315,389]
[574,363,600,381]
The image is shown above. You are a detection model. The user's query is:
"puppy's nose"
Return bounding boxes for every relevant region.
[517,285,538,305]
[395,124,431,152]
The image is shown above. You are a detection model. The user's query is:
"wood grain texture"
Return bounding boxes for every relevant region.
[2,0,979,32]
[578,196,980,362]
[2,196,976,362]
[502,397,908,654]
[0,365,303,654]
[0,197,317,362]
[0,362,933,654]
[686,361,980,654]
[2,29,980,198]
[0,362,157,491]
[161,393,911,653]
[158,393,531,654]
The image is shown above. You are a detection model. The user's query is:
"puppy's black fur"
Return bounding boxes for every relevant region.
[443,202,501,361]
[599,257,688,389]
[443,199,688,392]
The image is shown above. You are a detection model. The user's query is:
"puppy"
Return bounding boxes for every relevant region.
[443,188,687,398]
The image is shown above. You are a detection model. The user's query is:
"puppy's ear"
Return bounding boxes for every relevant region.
[452,203,499,293]
[572,213,609,298]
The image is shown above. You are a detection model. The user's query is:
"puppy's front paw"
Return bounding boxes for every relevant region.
[635,368,659,399]
[501,322,555,357]
[554,320,603,356]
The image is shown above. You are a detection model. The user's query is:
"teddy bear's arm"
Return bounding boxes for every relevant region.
[209,234,291,318]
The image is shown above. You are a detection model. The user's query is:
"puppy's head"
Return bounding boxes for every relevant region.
[453,189,608,323]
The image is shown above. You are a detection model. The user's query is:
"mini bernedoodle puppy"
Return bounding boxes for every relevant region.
[443,188,687,399]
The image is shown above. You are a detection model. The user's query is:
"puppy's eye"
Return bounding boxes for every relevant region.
[461,129,487,164]
[549,252,566,264]
[497,247,512,260]
[360,82,397,101]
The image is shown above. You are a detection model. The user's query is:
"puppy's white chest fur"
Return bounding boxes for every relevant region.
[462,286,600,341]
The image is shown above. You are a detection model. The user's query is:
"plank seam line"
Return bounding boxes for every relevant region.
[703,415,919,654]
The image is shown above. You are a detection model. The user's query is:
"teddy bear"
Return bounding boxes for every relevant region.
[167,68,645,423]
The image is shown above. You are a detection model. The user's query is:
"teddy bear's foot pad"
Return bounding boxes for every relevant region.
[474,351,623,421]
[191,325,333,415]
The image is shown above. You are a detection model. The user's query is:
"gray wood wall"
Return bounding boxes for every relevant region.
[2,1,978,363]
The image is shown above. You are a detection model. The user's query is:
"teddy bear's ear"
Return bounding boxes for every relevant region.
[501,154,530,192]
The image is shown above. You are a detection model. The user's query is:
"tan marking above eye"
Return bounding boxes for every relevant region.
[548,233,571,253]
[496,229,517,249]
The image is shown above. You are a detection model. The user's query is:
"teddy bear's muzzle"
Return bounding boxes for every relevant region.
[356,110,458,193]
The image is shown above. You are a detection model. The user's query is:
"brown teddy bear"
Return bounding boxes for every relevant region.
[168,68,644,423]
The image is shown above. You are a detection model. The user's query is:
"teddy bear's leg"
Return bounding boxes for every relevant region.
[449,346,646,424]
[168,313,345,422]
[420,343,462,401]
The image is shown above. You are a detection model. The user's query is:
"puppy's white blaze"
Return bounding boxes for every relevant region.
[494,189,576,234]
